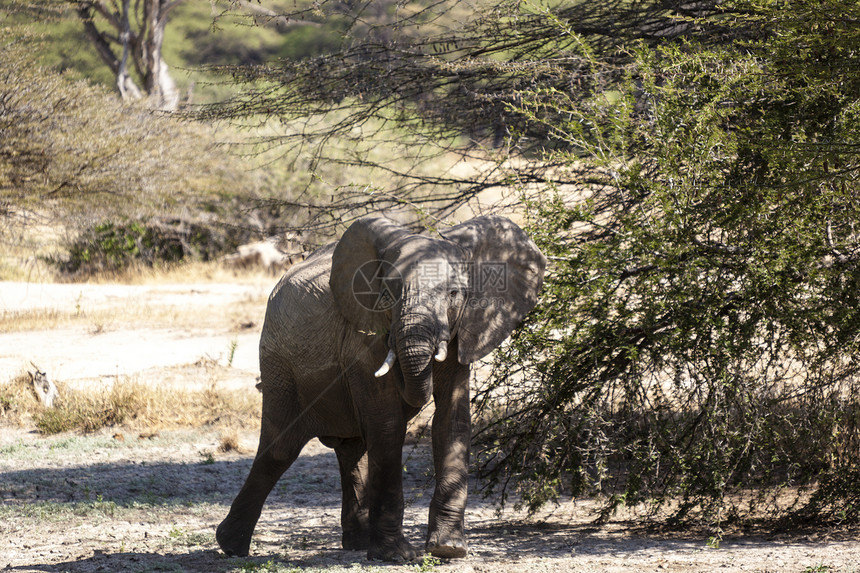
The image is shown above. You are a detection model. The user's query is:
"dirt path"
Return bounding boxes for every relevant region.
[2,280,860,572]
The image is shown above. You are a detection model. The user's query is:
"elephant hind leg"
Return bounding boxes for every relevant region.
[329,437,370,550]
[217,429,309,557]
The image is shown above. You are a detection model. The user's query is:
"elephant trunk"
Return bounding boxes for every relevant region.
[393,325,436,407]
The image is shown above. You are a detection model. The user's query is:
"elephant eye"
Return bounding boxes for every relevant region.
[449,289,459,298]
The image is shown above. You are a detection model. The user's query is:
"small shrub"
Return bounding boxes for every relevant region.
[0,372,43,423]
[0,392,17,418]
[415,555,442,572]
[51,217,247,276]
[168,525,214,547]
[60,221,181,274]
[218,431,242,453]
[35,382,142,434]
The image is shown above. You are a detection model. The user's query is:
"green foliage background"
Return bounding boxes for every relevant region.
[0,1,408,276]
[0,23,279,277]
[474,0,860,527]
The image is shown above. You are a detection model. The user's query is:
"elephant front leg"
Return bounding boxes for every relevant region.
[217,446,299,557]
[364,419,417,562]
[426,353,470,558]
[217,394,309,557]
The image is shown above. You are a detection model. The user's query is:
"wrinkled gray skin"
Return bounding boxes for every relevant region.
[216,215,546,562]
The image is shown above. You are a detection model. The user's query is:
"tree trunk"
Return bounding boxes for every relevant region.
[76,0,181,110]
[142,0,180,111]
[116,0,144,101]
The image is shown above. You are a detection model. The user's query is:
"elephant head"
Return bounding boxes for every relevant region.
[330,215,546,408]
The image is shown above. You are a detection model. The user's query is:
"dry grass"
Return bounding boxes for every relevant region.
[0,297,265,334]
[0,302,225,334]
[71,260,279,286]
[0,373,262,435]
[0,306,124,334]
[0,265,271,334]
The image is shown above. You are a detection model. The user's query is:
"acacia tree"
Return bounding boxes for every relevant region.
[72,0,320,110]
[74,0,182,110]
[473,0,860,524]
[205,0,860,526]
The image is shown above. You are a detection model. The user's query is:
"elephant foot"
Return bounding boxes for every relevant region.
[342,529,370,551]
[216,516,252,557]
[426,529,468,559]
[367,534,418,562]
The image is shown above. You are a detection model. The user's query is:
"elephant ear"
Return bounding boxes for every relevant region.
[441,215,547,364]
[331,216,411,332]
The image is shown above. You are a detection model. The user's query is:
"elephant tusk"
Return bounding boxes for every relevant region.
[434,340,448,362]
[374,349,397,378]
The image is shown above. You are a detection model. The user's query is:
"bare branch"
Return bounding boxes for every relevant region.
[232,0,322,29]
[77,4,121,75]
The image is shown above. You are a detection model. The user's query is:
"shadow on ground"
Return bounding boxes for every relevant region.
[0,451,344,510]
[10,435,837,573]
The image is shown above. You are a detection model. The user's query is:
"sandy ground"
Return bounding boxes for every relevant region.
[0,280,268,387]
[2,278,860,572]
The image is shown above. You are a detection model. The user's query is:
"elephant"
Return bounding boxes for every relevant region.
[216,215,546,562]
